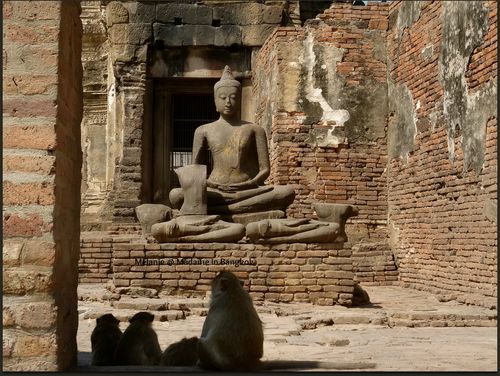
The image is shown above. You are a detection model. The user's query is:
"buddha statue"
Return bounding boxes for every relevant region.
[169,66,295,224]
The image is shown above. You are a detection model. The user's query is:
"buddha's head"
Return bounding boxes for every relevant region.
[214,66,241,117]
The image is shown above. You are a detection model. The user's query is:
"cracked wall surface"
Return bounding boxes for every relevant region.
[386,0,497,308]
[254,3,391,265]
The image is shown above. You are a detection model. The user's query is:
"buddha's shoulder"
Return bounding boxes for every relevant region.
[196,121,218,132]
[240,121,262,130]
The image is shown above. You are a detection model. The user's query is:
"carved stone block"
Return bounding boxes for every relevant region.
[156,3,212,25]
[106,2,129,27]
[313,203,359,243]
[135,204,173,235]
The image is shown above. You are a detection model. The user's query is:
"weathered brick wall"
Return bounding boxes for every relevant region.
[79,233,114,283]
[386,1,497,308]
[111,242,355,306]
[254,4,390,243]
[3,0,83,371]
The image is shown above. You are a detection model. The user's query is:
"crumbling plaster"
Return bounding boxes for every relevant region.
[388,0,497,173]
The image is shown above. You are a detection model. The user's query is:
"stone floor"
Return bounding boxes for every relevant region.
[75,284,497,372]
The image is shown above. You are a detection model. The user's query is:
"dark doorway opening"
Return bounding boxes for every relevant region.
[170,93,217,187]
[151,79,219,205]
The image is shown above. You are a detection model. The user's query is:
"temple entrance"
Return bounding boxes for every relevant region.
[151,78,219,205]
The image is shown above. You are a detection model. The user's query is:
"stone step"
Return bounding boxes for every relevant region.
[296,310,497,329]
[80,307,187,322]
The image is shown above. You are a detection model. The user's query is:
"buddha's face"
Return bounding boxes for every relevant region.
[214,86,240,116]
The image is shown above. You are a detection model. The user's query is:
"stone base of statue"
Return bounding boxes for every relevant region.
[245,218,340,243]
[151,215,245,243]
[220,210,286,225]
[109,239,355,306]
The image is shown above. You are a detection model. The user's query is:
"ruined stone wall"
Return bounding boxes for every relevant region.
[3,0,83,371]
[94,0,287,224]
[254,3,390,245]
[386,1,497,308]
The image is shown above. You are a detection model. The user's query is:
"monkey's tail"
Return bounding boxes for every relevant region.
[261,360,377,371]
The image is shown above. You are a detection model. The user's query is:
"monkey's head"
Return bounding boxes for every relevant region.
[129,311,155,324]
[96,313,120,326]
[212,271,244,296]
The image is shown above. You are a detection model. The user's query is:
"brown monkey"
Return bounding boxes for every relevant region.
[160,337,199,366]
[197,271,264,371]
[352,282,371,306]
[90,313,122,366]
[113,311,162,365]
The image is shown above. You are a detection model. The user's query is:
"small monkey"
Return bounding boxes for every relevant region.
[352,282,371,306]
[90,313,122,366]
[197,271,264,371]
[160,337,199,366]
[113,311,162,366]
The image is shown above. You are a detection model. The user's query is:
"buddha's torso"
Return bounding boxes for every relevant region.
[201,121,259,186]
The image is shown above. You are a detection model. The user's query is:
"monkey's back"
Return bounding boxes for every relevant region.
[114,321,162,365]
[201,287,264,369]
[91,323,122,366]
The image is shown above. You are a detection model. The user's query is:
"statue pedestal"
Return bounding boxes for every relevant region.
[111,241,355,306]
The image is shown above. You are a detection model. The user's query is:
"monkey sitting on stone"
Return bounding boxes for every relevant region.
[90,313,122,366]
[197,271,264,371]
[352,282,371,306]
[160,337,199,366]
[113,311,162,366]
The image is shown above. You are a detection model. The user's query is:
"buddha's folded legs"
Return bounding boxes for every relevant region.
[170,185,295,215]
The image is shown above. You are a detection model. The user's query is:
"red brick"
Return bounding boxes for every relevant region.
[4,23,59,44]
[10,1,61,21]
[3,154,55,175]
[3,98,57,118]
[3,74,58,95]
[3,212,52,237]
[3,124,56,150]
[3,181,55,205]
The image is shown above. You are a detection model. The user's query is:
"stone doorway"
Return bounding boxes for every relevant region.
[150,78,219,206]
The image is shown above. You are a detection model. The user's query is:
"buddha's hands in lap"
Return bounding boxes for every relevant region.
[208,179,259,192]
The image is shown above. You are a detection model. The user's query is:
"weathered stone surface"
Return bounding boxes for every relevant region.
[242,24,277,46]
[151,215,246,243]
[110,23,152,45]
[3,297,58,329]
[106,1,129,27]
[156,3,212,25]
[313,203,359,243]
[246,218,340,244]
[22,240,56,267]
[263,5,283,24]
[214,25,242,46]
[135,204,173,235]
[3,241,23,267]
[154,24,216,46]
[212,3,264,25]
[223,210,285,225]
[123,2,156,24]
[3,268,53,295]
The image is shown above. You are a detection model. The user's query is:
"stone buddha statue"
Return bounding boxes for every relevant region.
[142,67,355,244]
[169,66,295,224]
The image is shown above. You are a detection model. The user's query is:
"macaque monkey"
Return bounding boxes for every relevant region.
[160,337,199,366]
[195,271,377,371]
[114,311,162,365]
[197,271,264,371]
[90,313,122,366]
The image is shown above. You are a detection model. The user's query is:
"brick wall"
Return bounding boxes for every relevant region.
[254,4,390,242]
[386,1,497,308]
[111,241,355,306]
[3,0,82,371]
